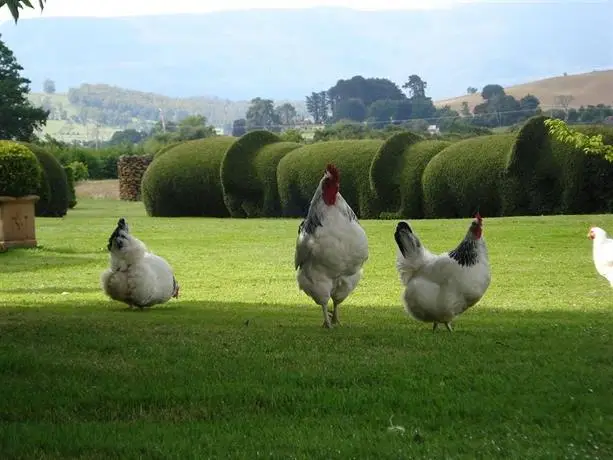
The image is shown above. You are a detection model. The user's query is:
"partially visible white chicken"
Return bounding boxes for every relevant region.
[294,164,369,328]
[101,218,179,309]
[394,213,491,332]
[588,226,613,287]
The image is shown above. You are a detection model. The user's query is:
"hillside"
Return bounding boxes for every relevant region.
[434,70,613,112]
[1,3,612,101]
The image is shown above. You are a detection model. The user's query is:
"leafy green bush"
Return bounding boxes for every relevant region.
[23,143,70,217]
[64,165,77,209]
[502,116,559,215]
[68,161,89,182]
[154,141,184,159]
[220,130,301,217]
[397,140,453,218]
[141,136,236,217]
[422,135,514,218]
[276,139,383,218]
[369,131,422,216]
[0,141,41,198]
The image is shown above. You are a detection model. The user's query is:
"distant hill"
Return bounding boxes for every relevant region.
[1,3,612,101]
[434,70,613,112]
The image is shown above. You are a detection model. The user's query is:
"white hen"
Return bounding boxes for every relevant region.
[588,226,613,287]
[294,163,369,328]
[394,213,491,332]
[101,218,179,309]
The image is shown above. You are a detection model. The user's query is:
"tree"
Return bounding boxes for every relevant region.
[43,78,55,94]
[519,94,540,117]
[305,91,330,124]
[554,95,574,120]
[326,76,405,116]
[334,98,367,122]
[108,129,147,146]
[245,98,279,131]
[232,118,247,137]
[2,0,46,23]
[460,101,471,117]
[367,99,412,123]
[467,87,478,95]
[175,115,216,141]
[545,118,613,162]
[275,103,297,126]
[481,84,505,101]
[0,34,48,140]
[402,74,427,99]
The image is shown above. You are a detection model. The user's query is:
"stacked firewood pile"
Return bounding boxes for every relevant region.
[118,155,153,201]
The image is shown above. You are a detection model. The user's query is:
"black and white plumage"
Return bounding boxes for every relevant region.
[394,213,491,332]
[100,218,179,309]
[294,164,369,328]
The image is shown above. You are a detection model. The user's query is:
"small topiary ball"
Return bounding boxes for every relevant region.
[0,141,42,197]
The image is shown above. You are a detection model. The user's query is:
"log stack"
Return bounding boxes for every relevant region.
[118,155,153,201]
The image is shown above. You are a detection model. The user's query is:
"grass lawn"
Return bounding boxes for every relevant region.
[1,198,612,459]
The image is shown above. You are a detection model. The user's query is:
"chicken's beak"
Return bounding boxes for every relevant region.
[587,230,594,240]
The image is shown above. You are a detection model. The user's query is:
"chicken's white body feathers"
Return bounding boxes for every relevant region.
[590,227,613,287]
[395,222,490,328]
[101,220,178,308]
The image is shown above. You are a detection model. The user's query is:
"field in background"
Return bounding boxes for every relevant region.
[75,179,119,200]
[435,69,613,112]
[0,199,611,458]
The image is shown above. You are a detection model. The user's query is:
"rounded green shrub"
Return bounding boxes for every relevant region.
[277,139,383,218]
[154,141,185,159]
[221,130,301,217]
[501,115,560,215]
[141,136,236,217]
[0,141,41,198]
[23,143,70,217]
[422,134,515,218]
[369,131,422,216]
[64,165,77,209]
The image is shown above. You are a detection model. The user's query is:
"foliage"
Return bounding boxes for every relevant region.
[278,129,304,143]
[23,143,70,217]
[42,78,55,94]
[544,119,613,162]
[141,136,236,217]
[275,103,297,126]
[153,141,184,159]
[108,128,148,146]
[276,139,383,218]
[63,165,77,208]
[369,131,422,214]
[0,141,41,197]
[246,98,280,131]
[68,161,89,182]
[422,134,515,218]
[0,34,49,140]
[305,91,330,124]
[2,0,45,23]
[232,119,247,137]
[221,130,301,217]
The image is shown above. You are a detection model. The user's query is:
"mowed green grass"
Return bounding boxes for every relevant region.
[1,199,612,459]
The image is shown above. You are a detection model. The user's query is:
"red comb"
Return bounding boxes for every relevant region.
[325,163,339,180]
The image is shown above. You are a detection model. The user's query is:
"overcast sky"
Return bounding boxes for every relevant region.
[0,0,473,22]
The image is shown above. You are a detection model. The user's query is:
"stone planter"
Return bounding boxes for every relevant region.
[0,195,40,252]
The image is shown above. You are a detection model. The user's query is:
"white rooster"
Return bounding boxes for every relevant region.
[588,226,613,287]
[393,213,491,332]
[101,218,179,309]
[294,164,369,328]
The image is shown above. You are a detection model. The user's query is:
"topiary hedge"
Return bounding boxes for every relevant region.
[64,165,77,209]
[369,131,422,217]
[22,143,70,217]
[154,141,185,159]
[422,134,515,218]
[501,115,562,216]
[276,139,383,218]
[220,130,301,217]
[0,141,41,198]
[141,136,236,217]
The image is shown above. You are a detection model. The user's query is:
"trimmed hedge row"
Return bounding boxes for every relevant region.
[220,130,301,217]
[24,143,70,217]
[0,141,41,198]
[139,120,613,219]
[276,140,383,218]
[142,137,236,217]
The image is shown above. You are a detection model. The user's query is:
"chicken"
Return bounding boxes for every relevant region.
[588,226,613,287]
[101,218,179,309]
[294,164,369,328]
[393,213,491,332]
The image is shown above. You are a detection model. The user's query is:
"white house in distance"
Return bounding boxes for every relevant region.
[427,124,440,135]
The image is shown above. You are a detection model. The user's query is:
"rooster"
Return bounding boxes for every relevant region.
[394,213,491,332]
[294,164,369,328]
[101,218,179,309]
[588,226,613,287]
